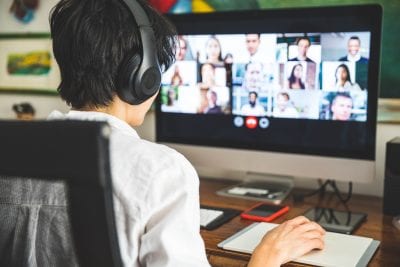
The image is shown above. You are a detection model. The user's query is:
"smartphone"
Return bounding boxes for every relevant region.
[241,202,289,222]
[303,207,367,234]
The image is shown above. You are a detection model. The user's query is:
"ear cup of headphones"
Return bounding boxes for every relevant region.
[117,0,162,105]
[133,27,162,101]
[116,53,143,105]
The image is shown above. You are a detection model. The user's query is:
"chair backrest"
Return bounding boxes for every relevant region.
[0,120,123,267]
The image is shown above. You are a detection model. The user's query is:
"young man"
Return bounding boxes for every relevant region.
[240,91,266,117]
[339,36,369,63]
[49,0,325,266]
[289,37,315,63]
[273,92,299,119]
[331,93,353,121]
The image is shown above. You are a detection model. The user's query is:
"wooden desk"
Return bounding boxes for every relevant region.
[199,178,400,267]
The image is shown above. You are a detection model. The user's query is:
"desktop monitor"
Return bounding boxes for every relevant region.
[156,5,382,184]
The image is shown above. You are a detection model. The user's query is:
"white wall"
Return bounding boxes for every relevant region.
[0,93,69,119]
[0,93,398,197]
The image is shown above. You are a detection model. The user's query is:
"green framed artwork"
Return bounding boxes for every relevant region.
[0,36,60,94]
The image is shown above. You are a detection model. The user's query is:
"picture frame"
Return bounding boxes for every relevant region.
[0,35,60,94]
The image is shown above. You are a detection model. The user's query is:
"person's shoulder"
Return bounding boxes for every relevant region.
[359,57,369,63]
[338,56,347,61]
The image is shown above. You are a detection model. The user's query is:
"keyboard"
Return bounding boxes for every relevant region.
[200,208,224,227]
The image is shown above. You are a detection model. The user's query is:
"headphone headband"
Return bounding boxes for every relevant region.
[117,0,162,105]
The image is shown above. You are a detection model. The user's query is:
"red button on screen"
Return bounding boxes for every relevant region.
[245,117,258,129]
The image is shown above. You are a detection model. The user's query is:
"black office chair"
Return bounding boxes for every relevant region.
[0,120,123,267]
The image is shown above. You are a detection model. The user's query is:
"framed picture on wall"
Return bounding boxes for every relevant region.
[0,0,59,34]
[0,37,60,94]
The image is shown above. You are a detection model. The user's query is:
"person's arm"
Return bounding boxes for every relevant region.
[248,216,325,267]
[139,150,210,267]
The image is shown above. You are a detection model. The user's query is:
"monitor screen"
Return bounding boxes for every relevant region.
[156,5,382,182]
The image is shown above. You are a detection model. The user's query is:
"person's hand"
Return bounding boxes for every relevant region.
[248,216,325,267]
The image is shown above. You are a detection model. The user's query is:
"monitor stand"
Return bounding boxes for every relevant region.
[216,172,294,204]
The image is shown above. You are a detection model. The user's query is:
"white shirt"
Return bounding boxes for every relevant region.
[240,104,265,116]
[273,106,299,119]
[336,81,362,92]
[346,53,361,62]
[48,110,210,267]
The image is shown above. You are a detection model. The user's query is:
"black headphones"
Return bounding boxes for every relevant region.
[117,0,161,105]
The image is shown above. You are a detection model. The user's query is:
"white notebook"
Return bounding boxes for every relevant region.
[218,222,380,267]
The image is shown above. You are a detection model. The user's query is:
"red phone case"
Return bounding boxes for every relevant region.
[240,202,289,222]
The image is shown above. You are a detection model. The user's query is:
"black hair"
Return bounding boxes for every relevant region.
[50,0,176,109]
[248,91,258,98]
[288,63,305,89]
[349,36,361,43]
[12,102,35,115]
[296,36,310,45]
[335,63,352,85]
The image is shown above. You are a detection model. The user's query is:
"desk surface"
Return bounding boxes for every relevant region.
[199,178,400,267]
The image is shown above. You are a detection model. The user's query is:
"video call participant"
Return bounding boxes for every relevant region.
[45,0,325,266]
[162,88,181,113]
[200,63,216,89]
[245,33,266,63]
[176,35,193,61]
[289,37,315,63]
[170,65,183,86]
[338,36,368,63]
[224,53,234,87]
[286,63,305,89]
[242,61,265,92]
[335,64,361,92]
[338,36,369,89]
[273,92,299,118]
[204,90,222,114]
[331,93,353,121]
[241,91,266,116]
[205,35,224,66]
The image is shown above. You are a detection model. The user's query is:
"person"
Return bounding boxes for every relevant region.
[245,33,266,63]
[273,92,299,118]
[204,90,222,114]
[286,63,305,89]
[175,35,193,61]
[170,65,183,86]
[205,35,224,66]
[224,53,233,64]
[200,63,216,88]
[12,102,35,120]
[331,93,353,121]
[224,53,234,87]
[334,64,361,91]
[242,61,264,92]
[161,88,181,113]
[240,91,266,116]
[48,0,325,266]
[338,36,368,63]
[289,37,315,63]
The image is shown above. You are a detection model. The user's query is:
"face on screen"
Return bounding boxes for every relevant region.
[160,32,370,123]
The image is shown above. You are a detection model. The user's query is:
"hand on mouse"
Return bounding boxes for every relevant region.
[248,216,325,267]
